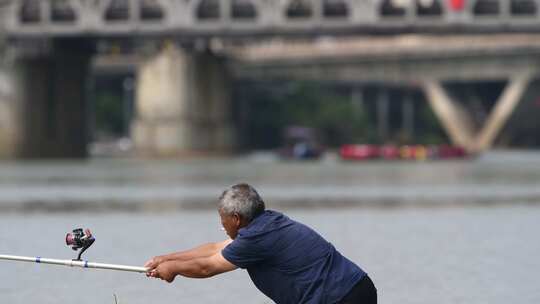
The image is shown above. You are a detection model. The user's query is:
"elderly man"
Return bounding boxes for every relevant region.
[146,183,376,304]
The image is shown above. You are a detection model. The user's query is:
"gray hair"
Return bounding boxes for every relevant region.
[218,183,265,222]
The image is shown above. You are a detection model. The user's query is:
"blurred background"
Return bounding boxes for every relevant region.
[0,0,539,303]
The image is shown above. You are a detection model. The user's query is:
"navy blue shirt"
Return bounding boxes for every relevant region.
[222,210,366,304]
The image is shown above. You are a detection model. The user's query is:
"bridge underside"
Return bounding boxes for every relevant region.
[1,33,539,158]
[0,39,235,158]
[230,35,540,153]
[132,44,235,156]
[0,39,91,158]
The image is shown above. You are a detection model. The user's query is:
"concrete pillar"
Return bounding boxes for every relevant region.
[0,2,8,30]
[0,39,92,158]
[475,73,531,152]
[422,80,476,150]
[351,87,364,113]
[422,75,532,153]
[377,88,389,142]
[122,77,135,137]
[132,44,235,156]
[0,58,24,158]
[402,93,414,140]
[0,6,18,157]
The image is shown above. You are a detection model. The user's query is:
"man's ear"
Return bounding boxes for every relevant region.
[232,213,241,226]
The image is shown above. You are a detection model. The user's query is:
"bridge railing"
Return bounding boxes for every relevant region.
[4,0,540,37]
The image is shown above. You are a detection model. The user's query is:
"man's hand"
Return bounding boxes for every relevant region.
[144,255,167,271]
[147,252,237,280]
[145,240,236,281]
[147,261,177,283]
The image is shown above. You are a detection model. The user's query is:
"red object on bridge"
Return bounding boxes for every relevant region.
[449,0,465,11]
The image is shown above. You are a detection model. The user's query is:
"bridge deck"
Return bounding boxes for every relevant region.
[229,34,540,82]
[228,33,540,62]
[3,0,540,37]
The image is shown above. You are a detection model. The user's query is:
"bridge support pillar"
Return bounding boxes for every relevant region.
[132,44,234,156]
[475,73,532,152]
[376,89,390,142]
[0,27,20,158]
[402,93,414,140]
[422,80,476,151]
[0,39,91,158]
[0,61,23,158]
[422,74,531,153]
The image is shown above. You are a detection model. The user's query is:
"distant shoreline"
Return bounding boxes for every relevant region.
[1,195,539,214]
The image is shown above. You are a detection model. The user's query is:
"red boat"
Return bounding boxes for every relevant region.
[380,145,400,160]
[340,144,380,160]
[437,145,467,159]
[340,144,468,161]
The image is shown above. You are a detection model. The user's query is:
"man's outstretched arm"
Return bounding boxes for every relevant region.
[145,239,232,269]
[148,251,237,282]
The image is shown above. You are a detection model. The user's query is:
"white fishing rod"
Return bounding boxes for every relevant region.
[0,228,148,274]
[0,254,148,273]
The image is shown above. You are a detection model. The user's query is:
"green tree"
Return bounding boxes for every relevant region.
[94,92,124,136]
[239,81,371,149]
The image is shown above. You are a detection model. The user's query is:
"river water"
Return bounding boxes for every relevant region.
[1,151,540,304]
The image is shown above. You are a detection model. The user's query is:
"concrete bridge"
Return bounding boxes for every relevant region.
[4,0,540,37]
[0,0,540,158]
[230,34,539,151]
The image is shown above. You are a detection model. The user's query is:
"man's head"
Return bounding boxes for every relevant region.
[218,183,265,239]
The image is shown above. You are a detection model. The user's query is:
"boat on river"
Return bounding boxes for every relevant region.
[340,144,468,161]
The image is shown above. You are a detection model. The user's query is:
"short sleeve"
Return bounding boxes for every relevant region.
[222,236,267,269]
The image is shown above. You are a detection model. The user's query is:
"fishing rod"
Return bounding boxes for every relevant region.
[0,228,148,274]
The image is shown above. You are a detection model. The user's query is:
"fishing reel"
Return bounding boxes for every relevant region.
[66,228,95,261]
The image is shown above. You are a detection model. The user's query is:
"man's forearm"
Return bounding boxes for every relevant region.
[148,246,237,282]
[161,240,230,262]
[169,258,217,279]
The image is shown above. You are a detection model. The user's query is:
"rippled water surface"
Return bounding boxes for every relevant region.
[1,151,540,303]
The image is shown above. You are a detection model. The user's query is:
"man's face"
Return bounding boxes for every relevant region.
[219,208,241,239]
